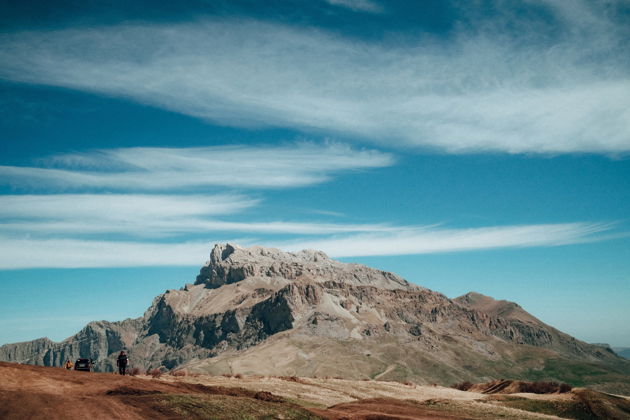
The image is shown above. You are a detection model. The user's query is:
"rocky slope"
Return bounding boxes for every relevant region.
[2,244,629,392]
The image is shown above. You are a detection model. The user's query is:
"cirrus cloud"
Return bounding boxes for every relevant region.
[0,222,614,269]
[0,193,405,237]
[0,4,628,154]
[273,222,616,257]
[0,143,394,191]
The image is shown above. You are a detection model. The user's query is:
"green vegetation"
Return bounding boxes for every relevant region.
[283,397,327,409]
[523,359,611,385]
[414,398,552,419]
[488,390,630,420]
[520,358,630,394]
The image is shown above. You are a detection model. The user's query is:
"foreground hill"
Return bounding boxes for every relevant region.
[2,362,630,420]
[1,244,629,394]
[0,361,319,420]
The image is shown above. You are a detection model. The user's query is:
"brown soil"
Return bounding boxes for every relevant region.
[0,362,293,420]
[309,398,466,420]
[0,362,497,420]
[0,362,476,420]
[8,362,624,419]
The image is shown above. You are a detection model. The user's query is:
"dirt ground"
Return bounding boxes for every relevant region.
[310,398,481,420]
[3,362,627,419]
[0,362,311,420]
[160,373,483,407]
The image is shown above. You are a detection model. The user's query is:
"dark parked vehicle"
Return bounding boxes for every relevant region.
[74,358,93,372]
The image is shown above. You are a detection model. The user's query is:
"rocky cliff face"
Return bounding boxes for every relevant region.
[0,318,143,371]
[2,244,628,391]
[195,243,413,290]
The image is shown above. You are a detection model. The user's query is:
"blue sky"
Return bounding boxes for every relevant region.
[0,0,629,347]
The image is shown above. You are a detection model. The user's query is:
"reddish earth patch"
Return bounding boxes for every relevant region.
[0,362,490,419]
[0,361,289,420]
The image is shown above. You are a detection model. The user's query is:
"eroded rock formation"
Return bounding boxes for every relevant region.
[2,244,628,390]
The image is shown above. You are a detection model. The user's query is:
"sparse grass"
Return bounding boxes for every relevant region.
[521,358,630,394]
[148,368,163,379]
[411,398,554,419]
[491,396,598,420]
[284,397,327,409]
[153,394,321,420]
[489,389,630,420]
[523,359,609,386]
[151,371,630,419]
[183,331,630,396]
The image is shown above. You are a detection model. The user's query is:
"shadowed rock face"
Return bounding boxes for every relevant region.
[0,319,143,371]
[1,244,629,389]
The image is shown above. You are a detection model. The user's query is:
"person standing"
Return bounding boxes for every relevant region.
[117,351,129,375]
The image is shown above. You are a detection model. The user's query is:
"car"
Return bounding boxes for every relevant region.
[74,358,93,372]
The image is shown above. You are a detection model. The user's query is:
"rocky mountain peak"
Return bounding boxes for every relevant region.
[2,243,628,393]
[195,243,414,291]
[209,243,239,263]
[209,243,330,265]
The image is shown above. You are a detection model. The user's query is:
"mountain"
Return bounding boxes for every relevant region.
[2,244,629,394]
[613,347,630,360]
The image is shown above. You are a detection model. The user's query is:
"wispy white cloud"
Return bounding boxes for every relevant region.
[0,222,613,269]
[0,193,404,237]
[0,193,256,220]
[324,0,382,13]
[0,6,628,154]
[274,223,614,257]
[1,220,403,237]
[0,143,394,190]
[306,209,346,218]
[0,237,210,269]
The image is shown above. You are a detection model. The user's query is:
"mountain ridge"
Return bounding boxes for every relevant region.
[2,243,629,394]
